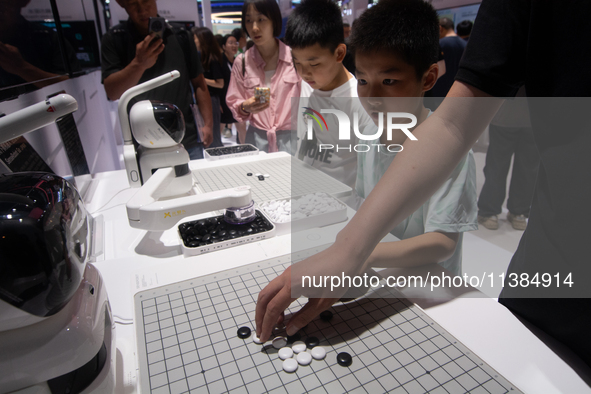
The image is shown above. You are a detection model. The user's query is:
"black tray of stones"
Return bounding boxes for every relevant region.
[204,144,259,160]
[178,210,275,256]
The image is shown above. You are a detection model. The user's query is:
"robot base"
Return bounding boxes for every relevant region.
[0,265,116,394]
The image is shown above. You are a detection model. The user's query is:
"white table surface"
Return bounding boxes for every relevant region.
[85,152,591,393]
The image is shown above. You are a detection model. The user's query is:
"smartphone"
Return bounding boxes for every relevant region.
[148,17,166,39]
[255,87,270,104]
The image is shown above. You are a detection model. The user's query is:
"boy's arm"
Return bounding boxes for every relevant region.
[366,232,459,269]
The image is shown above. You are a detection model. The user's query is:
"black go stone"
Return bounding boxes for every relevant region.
[305,336,319,349]
[258,176,265,181]
[337,352,352,367]
[320,310,333,321]
[247,173,253,176]
[286,332,301,343]
[237,326,251,339]
[206,145,257,156]
[179,211,274,248]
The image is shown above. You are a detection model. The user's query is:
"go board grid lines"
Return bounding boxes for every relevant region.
[192,156,351,204]
[135,254,521,394]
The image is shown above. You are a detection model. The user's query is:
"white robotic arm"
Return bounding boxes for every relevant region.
[0,94,78,144]
[126,167,255,231]
[121,71,257,231]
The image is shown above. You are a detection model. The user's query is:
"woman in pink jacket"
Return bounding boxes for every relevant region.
[226,0,301,153]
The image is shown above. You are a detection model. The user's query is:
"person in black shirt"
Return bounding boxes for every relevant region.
[192,27,224,149]
[455,0,591,367]
[430,17,466,100]
[219,34,239,139]
[101,0,213,158]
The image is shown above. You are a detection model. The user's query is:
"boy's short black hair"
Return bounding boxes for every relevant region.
[349,0,439,80]
[284,0,344,52]
[241,0,283,38]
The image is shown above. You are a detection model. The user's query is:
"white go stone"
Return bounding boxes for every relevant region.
[292,341,307,354]
[272,336,287,349]
[282,358,298,373]
[296,351,312,366]
[278,347,293,360]
[253,335,263,344]
[311,346,326,360]
[259,192,345,224]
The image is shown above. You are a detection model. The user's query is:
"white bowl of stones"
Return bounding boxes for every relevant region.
[258,192,347,235]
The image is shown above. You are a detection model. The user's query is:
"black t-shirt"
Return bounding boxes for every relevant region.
[220,53,233,96]
[203,59,224,97]
[101,20,204,148]
[430,36,466,97]
[456,0,591,365]
[220,54,237,124]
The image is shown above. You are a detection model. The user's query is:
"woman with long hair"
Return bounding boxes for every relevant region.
[192,26,225,148]
[226,0,301,152]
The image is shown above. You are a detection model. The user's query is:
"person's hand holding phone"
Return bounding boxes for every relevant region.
[132,34,164,72]
[241,96,270,115]
[131,18,165,71]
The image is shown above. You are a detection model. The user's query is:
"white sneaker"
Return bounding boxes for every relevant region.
[223,127,233,138]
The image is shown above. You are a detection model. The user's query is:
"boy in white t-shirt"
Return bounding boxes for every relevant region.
[352,0,477,276]
[285,0,371,208]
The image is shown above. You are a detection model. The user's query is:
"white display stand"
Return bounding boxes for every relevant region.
[86,152,591,393]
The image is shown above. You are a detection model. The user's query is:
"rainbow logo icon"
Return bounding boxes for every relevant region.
[303,107,328,131]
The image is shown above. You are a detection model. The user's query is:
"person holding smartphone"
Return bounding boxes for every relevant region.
[226,0,301,153]
[101,0,214,159]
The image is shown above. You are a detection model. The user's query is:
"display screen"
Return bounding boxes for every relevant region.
[39,20,101,69]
